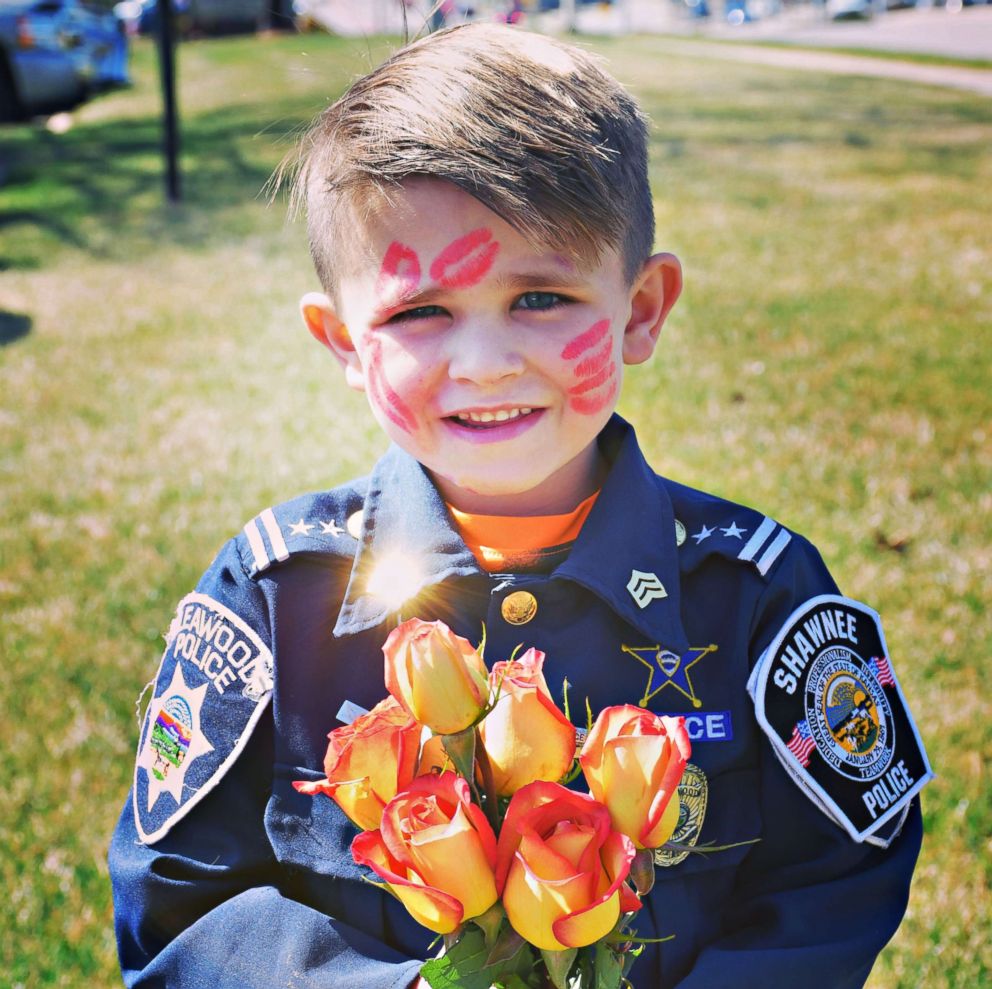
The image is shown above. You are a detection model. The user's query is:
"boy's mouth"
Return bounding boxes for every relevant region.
[449,407,534,429]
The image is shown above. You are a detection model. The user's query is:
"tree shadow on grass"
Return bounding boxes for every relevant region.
[0,100,309,270]
[0,311,32,345]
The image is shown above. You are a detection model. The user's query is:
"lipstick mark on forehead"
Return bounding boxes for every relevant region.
[375,241,421,307]
[561,319,610,361]
[429,228,500,289]
[365,334,416,435]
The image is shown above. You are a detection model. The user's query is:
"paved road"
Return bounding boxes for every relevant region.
[307,1,992,96]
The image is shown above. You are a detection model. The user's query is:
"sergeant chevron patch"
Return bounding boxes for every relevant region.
[748,594,932,846]
[627,569,667,608]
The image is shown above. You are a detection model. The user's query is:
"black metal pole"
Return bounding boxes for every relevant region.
[158,0,180,203]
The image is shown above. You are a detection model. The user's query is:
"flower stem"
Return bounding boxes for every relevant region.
[474,728,500,832]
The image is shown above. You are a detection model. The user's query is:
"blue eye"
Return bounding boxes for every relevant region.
[389,305,446,323]
[515,292,565,312]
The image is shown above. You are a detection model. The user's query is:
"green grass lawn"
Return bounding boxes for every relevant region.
[1,29,989,989]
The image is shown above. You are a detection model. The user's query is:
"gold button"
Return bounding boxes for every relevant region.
[501,590,538,625]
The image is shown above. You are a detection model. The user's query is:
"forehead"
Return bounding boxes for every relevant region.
[336,179,599,284]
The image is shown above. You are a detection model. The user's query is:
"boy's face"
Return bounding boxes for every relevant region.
[302,180,681,514]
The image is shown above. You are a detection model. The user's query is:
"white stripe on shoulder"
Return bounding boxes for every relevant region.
[243,518,269,572]
[756,528,792,576]
[738,516,776,562]
[260,508,290,562]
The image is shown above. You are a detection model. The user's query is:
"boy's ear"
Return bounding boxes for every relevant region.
[622,253,683,366]
[299,292,366,392]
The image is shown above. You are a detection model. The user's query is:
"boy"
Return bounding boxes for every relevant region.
[109,23,930,988]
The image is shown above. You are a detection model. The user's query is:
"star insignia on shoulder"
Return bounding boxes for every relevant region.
[288,518,315,537]
[320,519,344,537]
[691,524,714,544]
[720,521,747,539]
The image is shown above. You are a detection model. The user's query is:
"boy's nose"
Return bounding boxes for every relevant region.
[445,321,526,385]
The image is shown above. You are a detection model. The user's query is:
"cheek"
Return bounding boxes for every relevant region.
[364,335,419,435]
[560,319,620,416]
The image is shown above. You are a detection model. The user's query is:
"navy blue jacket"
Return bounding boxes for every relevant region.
[109,416,922,987]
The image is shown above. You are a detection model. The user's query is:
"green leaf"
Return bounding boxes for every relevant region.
[420,927,542,989]
[593,940,624,989]
[440,727,477,786]
[541,947,578,989]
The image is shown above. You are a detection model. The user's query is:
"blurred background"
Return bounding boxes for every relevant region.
[1,1,989,986]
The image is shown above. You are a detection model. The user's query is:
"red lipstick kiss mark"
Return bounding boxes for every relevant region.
[429,228,500,289]
[365,335,416,434]
[575,339,614,378]
[375,241,421,306]
[569,375,619,416]
[568,361,616,396]
[560,319,610,361]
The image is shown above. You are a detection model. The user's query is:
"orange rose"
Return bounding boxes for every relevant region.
[293,696,420,831]
[383,618,490,735]
[479,648,576,795]
[352,772,498,934]
[495,781,641,951]
[579,706,691,849]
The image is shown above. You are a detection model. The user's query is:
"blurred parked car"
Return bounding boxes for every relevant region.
[116,0,270,36]
[0,0,128,122]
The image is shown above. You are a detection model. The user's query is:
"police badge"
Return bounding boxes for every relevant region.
[133,593,274,844]
[748,595,932,847]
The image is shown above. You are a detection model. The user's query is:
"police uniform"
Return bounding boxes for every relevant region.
[109,416,928,988]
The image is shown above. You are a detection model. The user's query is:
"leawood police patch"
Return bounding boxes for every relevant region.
[748,594,932,846]
[133,593,274,844]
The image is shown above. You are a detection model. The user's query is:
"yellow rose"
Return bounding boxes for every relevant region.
[579,706,691,849]
[383,618,489,735]
[495,781,642,951]
[293,696,421,831]
[479,648,576,795]
[352,772,499,934]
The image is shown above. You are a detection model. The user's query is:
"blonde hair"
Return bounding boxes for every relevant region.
[289,23,654,294]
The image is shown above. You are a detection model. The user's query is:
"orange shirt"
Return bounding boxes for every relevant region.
[447,491,600,574]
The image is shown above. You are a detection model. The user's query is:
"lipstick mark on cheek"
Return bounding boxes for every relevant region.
[429,228,500,289]
[375,241,421,307]
[365,335,417,434]
[569,370,619,415]
[560,319,610,361]
[562,318,618,416]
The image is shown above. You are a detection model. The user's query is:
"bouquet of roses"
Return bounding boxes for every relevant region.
[294,618,692,989]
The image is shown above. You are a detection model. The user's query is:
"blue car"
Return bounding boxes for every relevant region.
[0,0,128,122]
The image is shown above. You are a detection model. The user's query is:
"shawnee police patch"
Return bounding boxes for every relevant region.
[748,594,932,846]
[133,593,274,844]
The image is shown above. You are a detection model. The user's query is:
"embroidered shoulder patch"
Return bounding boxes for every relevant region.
[748,594,932,846]
[133,593,273,844]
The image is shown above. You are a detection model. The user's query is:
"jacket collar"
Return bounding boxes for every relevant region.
[334,415,688,654]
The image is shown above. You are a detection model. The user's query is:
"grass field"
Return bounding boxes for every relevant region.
[1,28,989,989]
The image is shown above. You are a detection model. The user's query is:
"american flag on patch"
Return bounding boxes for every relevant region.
[787,720,816,767]
[873,656,895,688]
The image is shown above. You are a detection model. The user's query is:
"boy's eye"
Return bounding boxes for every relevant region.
[514,291,566,312]
[388,305,447,323]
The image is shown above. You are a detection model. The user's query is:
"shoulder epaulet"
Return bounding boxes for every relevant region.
[663,480,793,581]
[237,488,364,578]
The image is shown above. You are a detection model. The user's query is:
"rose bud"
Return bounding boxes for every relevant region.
[383,618,489,735]
[479,648,576,796]
[293,696,420,831]
[495,781,641,951]
[352,772,498,934]
[579,706,691,850]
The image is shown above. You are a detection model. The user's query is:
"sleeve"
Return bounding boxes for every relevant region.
[108,539,424,989]
[673,536,924,989]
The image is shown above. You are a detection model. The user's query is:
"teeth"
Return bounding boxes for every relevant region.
[455,407,533,424]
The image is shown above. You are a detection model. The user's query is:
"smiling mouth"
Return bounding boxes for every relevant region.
[450,407,535,428]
